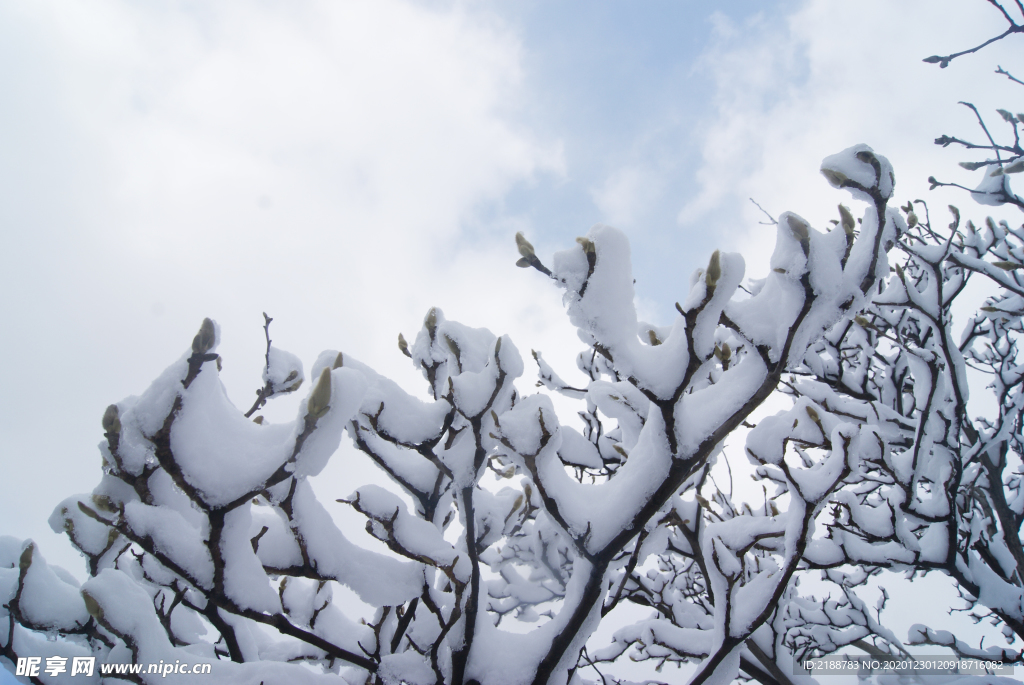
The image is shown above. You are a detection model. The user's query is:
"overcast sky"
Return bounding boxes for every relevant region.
[1,0,1022,670]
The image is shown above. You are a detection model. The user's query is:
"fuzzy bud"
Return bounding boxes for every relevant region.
[1004,159,1024,174]
[821,168,848,188]
[425,308,438,338]
[19,542,34,572]
[102,404,121,435]
[515,232,536,260]
[838,204,856,237]
[992,261,1021,271]
[575,236,595,256]
[192,318,216,354]
[307,367,332,420]
[705,250,721,288]
[82,590,104,621]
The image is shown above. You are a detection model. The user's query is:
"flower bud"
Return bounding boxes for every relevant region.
[82,590,104,621]
[19,542,34,571]
[785,214,810,246]
[575,236,595,256]
[307,367,332,419]
[1004,159,1024,174]
[425,308,438,338]
[992,261,1020,271]
[821,168,848,187]
[838,205,856,237]
[515,232,536,259]
[91,494,117,513]
[705,250,721,288]
[398,333,412,358]
[102,404,121,435]
[192,318,216,354]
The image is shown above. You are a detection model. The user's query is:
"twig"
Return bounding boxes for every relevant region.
[244,313,274,418]
[750,198,778,225]
[996,65,1024,87]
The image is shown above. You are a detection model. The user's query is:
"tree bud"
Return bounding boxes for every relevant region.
[425,308,438,337]
[837,204,856,237]
[82,590,104,621]
[398,333,412,358]
[91,494,117,513]
[333,352,344,369]
[705,250,721,288]
[821,168,848,187]
[507,494,524,518]
[19,542,34,572]
[102,404,121,435]
[575,236,595,256]
[1004,159,1024,174]
[192,318,216,354]
[855,149,877,166]
[515,232,536,259]
[307,367,332,419]
[786,215,810,244]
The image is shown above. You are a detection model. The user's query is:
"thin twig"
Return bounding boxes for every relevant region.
[750,198,778,225]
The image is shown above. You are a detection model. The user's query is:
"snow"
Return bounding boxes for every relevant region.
[170,361,297,507]
[289,480,423,606]
[220,505,282,614]
[263,346,305,395]
[11,542,89,632]
[123,500,214,588]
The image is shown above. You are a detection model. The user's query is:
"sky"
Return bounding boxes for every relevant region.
[0,0,1022,677]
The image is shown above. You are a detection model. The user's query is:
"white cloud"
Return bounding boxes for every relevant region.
[684,1,1022,274]
[0,0,569,574]
[590,163,665,230]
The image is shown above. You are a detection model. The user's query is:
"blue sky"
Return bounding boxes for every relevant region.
[1,1,1022,672]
